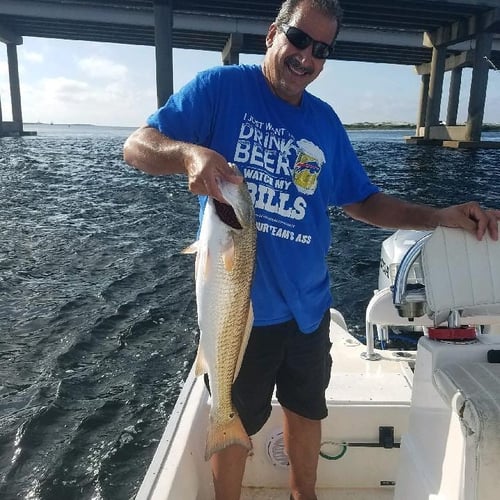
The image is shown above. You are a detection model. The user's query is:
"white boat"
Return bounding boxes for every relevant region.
[136,223,500,500]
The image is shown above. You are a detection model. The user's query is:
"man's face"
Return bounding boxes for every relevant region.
[262,2,338,106]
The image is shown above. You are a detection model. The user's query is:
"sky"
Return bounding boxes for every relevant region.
[0,36,499,127]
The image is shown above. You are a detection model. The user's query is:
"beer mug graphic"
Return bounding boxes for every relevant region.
[292,139,325,195]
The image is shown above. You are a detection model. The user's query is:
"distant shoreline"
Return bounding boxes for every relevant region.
[344,122,500,131]
[24,122,500,132]
[24,122,135,129]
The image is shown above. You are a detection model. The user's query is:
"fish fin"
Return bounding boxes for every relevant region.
[185,241,209,283]
[205,414,252,461]
[221,236,235,272]
[194,345,209,376]
[199,246,213,283]
[181,241,199,254]
[233,302,254,381]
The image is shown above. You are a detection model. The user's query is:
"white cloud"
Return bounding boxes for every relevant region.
[22,50,44,63]
[0,59,8,78]
[41,76,90,102]
[20,73,157,126]
[78,56,128,80]
[1,61,12,119]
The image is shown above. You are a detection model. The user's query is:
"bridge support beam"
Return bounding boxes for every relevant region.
[1,41,34,137]
[415,74,430,136]
[406,6,500,149]
[423,44,446,140]
[7,43,22,130]
[465,32,493,142]
[222,33,243,65]
[153,0,173,107]
[446,67,462,126]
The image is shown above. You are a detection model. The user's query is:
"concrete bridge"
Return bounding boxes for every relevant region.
[1,0,499,147]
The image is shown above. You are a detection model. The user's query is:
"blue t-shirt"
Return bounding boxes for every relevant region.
[148,64,379,333]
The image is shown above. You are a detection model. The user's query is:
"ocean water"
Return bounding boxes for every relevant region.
[1,124,499,499]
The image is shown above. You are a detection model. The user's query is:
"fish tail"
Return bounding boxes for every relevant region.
[205,415,252,461]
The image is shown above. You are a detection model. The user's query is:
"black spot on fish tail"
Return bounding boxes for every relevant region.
[214,199,242,229]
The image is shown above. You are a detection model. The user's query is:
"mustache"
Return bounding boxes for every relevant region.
[285,56,314,75]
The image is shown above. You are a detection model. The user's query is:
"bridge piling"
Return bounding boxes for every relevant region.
[406,28,499,149]
[466,32,493,142]
[153,0,174,108]
[1,39,35,136]
[423,45,446,140]
[446,67,462,126]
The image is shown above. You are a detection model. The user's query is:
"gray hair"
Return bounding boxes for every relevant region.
[275,0,343,41]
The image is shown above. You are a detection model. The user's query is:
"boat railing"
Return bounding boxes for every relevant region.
[362,233,431,361]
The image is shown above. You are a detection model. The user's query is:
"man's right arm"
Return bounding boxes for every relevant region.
[123,125,193,176]
[123,125,243,201]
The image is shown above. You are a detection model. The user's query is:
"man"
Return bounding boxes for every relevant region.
[123,1,500,498]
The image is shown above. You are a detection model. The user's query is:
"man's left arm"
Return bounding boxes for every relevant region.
[343,192,500,241]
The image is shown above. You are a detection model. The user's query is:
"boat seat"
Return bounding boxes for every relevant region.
[394,224,500,500]
[421,222,500,326]
[433,362,500,500]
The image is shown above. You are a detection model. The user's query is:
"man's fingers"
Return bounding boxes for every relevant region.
[486,210,500,241]
[470,206,500,241]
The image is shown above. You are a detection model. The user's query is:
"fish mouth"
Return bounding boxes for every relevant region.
[214,199,242,229]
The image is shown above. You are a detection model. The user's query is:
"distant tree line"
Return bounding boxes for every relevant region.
[344,122,500,131]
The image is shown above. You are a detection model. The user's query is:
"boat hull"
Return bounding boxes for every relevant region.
[137,308,415,500]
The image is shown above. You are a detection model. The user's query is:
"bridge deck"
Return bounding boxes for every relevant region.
[0,0,499,67]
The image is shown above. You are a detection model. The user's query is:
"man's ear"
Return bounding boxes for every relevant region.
[266,22,278,48]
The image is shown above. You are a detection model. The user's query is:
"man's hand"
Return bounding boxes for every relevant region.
[436,202,500,241]
[123,126,242,203]
[185,147,243,203]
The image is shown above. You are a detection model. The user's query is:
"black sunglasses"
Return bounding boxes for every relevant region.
[280,24,334,59]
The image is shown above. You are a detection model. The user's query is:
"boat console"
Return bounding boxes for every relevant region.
[390,223,500,500]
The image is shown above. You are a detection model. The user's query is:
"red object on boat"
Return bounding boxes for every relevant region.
[428,326,476,341]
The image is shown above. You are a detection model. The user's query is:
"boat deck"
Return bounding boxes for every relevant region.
[137,310,416,500]
[241,487,394,499]
[326,316,414,405]
[240,314,415,500]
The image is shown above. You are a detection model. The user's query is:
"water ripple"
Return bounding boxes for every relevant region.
[0,126,499,499]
